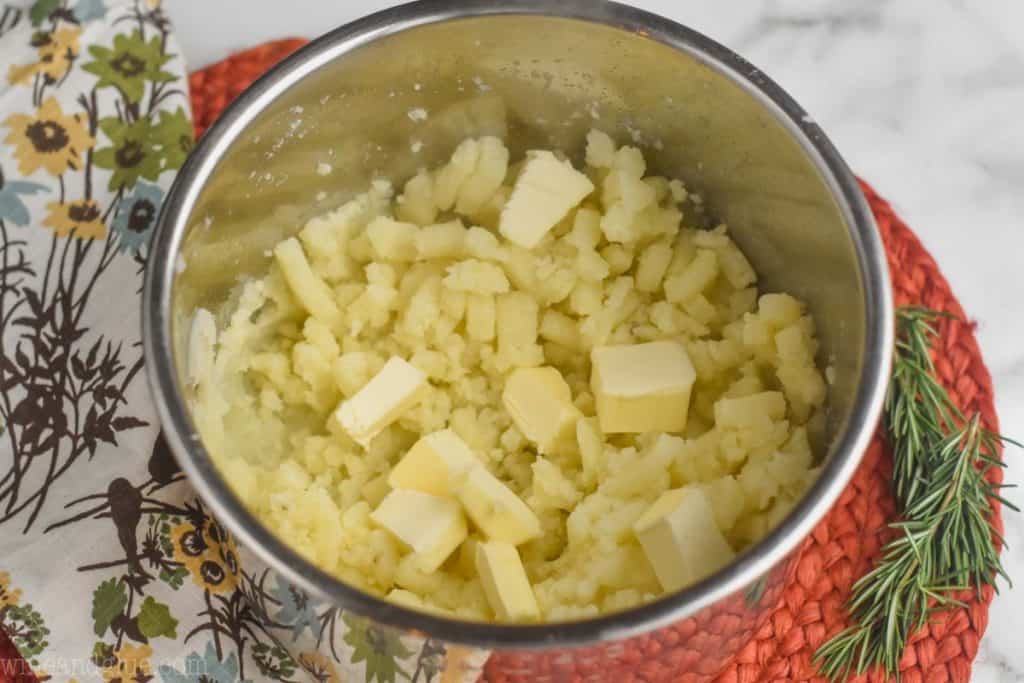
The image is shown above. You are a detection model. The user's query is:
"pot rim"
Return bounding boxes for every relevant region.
[143,0,894,649]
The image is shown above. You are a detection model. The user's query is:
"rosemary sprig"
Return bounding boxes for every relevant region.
[814,306,1018,680]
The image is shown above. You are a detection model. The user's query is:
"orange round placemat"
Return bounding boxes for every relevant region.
[186,43,1003,682]
[2,39,996,683]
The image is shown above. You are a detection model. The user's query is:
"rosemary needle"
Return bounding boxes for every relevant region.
[814,307,1018,681]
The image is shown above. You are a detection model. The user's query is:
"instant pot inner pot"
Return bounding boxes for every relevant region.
[172,14,864,479]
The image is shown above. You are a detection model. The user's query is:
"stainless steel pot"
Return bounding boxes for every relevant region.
[143,0,893,672]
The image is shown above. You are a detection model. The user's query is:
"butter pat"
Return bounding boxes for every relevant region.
[335,356,427,447]
[591,341,696,433]
[456,465,542,545]
[475,541,540,621]
[633,486,735,593]
[499,151,594,249]
[371,489,467,573]
[389,429,478,496]
[502,366,581,454]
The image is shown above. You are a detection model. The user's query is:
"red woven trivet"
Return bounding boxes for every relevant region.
[0,38,1003,683]
[189,43,1006,683]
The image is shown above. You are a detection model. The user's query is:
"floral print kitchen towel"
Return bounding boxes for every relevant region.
[0,2,487,681]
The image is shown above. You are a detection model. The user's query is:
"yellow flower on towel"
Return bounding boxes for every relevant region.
[38,26,82,81]
[43,199,106,240]
[170,518,239,594]
[3,97,94,177]
[7,26,82,86]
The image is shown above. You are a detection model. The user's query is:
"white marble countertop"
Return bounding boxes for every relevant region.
[165,1,1024,680]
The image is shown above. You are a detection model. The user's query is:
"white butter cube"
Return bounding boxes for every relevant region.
[633,486,735,593]
[499,151,594,249]
[590,341,696,433]
[456,465,542,545]
[372,489,468,573]
[273,237,342,329]
[475,541,540,621]
[502,367,581,453]
[389,429,478,496]
[334,356,428,447]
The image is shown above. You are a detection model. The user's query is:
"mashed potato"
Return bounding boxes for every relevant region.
[189,130,827,622]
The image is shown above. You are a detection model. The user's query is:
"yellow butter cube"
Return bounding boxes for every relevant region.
[633,486,735,592]
[389,429,479,497]
[475,540,540,621]
[371,489,468,573]
[334,356,428,447]
[591,341,696,433]
[502,367,581,454]
[456,465,542,544]
[499,151,594,249]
